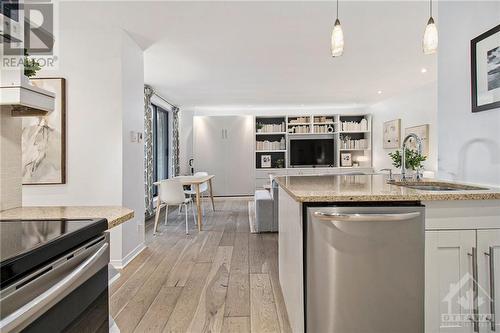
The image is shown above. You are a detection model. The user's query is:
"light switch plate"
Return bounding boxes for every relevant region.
[130,131,137,143]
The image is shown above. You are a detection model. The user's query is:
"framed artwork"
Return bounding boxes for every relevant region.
[383,119,401,149]
[341,153,352,167]
[405,124,429,156]
[471,24,500,113]
[261,155,272,168]
[22,78,66,184]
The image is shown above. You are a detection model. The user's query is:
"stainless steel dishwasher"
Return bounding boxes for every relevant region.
[306,204,425,333]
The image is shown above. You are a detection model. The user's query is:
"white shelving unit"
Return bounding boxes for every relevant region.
[254,114,373,188]
[255,116,287,169]
[254,113,372,172]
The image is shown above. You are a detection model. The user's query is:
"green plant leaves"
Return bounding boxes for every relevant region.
[388,148,426,171]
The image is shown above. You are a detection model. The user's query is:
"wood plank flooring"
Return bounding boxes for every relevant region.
[111,198,291,333]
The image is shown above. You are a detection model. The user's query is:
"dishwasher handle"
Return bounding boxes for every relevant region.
[0,242,109,333]
[313,211,421,222]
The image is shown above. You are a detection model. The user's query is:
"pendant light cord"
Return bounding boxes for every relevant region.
[430,0,433,17]
[336,0,339,19]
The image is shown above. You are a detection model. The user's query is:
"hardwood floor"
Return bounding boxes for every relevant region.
[110,198,291,333]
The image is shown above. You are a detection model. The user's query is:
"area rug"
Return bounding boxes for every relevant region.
[248,201,258,233]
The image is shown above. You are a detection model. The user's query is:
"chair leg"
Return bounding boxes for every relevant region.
[153,202,162,235]
[202,194,206,217]
[178,205,182,215]
[191,201,196,227]
[164,205,169,226]
[184,204,189,235]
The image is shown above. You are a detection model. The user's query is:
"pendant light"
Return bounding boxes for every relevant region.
[422,0,438,54]
[331,0,344,57]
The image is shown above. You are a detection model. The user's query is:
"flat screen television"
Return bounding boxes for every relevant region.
[290,139,334,167]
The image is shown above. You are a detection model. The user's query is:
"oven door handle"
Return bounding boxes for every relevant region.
[314,211,421,222]
[0,242,109,332]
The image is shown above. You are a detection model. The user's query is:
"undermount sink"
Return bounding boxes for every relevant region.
[391,181,489,191]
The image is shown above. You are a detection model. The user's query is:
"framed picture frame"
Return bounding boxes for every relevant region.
[261,155,272,168]
[383,119,401,149]
[405,124,430,156]
[471,24,500,113]
[22,78,66,185]
[341,153,352,167]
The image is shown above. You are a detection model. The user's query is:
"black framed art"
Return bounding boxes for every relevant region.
[471,24,500,113]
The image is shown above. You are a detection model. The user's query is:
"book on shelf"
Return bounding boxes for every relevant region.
[257,123,286,133]
[340,118,368,132]
[256,137,286,151]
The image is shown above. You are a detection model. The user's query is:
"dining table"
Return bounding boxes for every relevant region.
[154,174,215,231]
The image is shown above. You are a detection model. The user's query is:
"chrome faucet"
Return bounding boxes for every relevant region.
[380,168,394,182]
[401,133,423,181]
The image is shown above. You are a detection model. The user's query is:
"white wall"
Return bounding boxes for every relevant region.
[120,32,146,260]
[369,83,438,173]
[438,1,500,186]
[22,28,124,206]
[22,26,146,267]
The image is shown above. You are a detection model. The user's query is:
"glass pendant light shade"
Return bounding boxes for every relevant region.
[423,16,438,54]
[331,19,344,57]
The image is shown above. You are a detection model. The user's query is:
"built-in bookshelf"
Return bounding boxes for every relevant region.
[336,115,372,168]
[255,114,372,170]
[255,116,287,168]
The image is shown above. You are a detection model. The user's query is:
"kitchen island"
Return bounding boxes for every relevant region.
[276,174,500,333]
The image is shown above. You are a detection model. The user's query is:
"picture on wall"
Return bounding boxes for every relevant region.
[22,78,66,185]
[405,124,429,156]
[341,153,352,167]
[261,155,272,168]
[383,119,401,149]
[471,24,500,113]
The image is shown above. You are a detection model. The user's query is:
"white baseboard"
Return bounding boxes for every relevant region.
[108,272,121,286]
[110,243,146,269]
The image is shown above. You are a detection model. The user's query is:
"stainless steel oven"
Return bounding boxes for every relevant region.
[0,219,110,333]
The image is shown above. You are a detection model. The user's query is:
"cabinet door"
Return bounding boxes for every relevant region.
[426,230,476,333]
[193,116,227,195]
[477,230,500,333]
[223,116,254,196]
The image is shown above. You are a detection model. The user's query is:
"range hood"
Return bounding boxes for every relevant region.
[0,70,55,116]
[1,9,55,116]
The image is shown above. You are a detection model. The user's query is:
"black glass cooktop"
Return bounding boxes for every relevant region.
[0,219,107,288]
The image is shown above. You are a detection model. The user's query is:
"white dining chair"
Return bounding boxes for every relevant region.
[154,179,196,235]
[183,171,209,216]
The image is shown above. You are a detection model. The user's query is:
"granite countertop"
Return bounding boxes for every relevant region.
[275,174,500,203]
[0,206,134,229]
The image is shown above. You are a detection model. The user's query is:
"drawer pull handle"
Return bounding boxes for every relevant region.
[485,247,496,331]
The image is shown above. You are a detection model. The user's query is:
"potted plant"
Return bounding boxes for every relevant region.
[256,123,263,133]
[24,49,42,78]
[388,148,427,178]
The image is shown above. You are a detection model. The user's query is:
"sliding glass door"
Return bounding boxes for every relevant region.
[152,105,169,195]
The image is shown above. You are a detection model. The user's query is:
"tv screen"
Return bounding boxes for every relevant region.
[290,139,334,167]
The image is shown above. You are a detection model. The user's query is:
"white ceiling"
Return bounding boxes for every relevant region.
[62,1,438,109]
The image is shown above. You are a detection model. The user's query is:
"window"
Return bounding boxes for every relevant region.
[152,104,169,195]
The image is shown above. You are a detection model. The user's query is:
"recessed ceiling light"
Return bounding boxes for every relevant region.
[377,90,383,95]
[421,68,428,73]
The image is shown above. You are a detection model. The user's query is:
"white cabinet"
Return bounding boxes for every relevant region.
[477,230,500,333]
[193,116,254,196]
[426,229,500,333]
[426,230,476,333]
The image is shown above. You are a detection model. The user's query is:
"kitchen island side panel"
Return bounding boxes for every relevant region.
[278,187,304,333]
